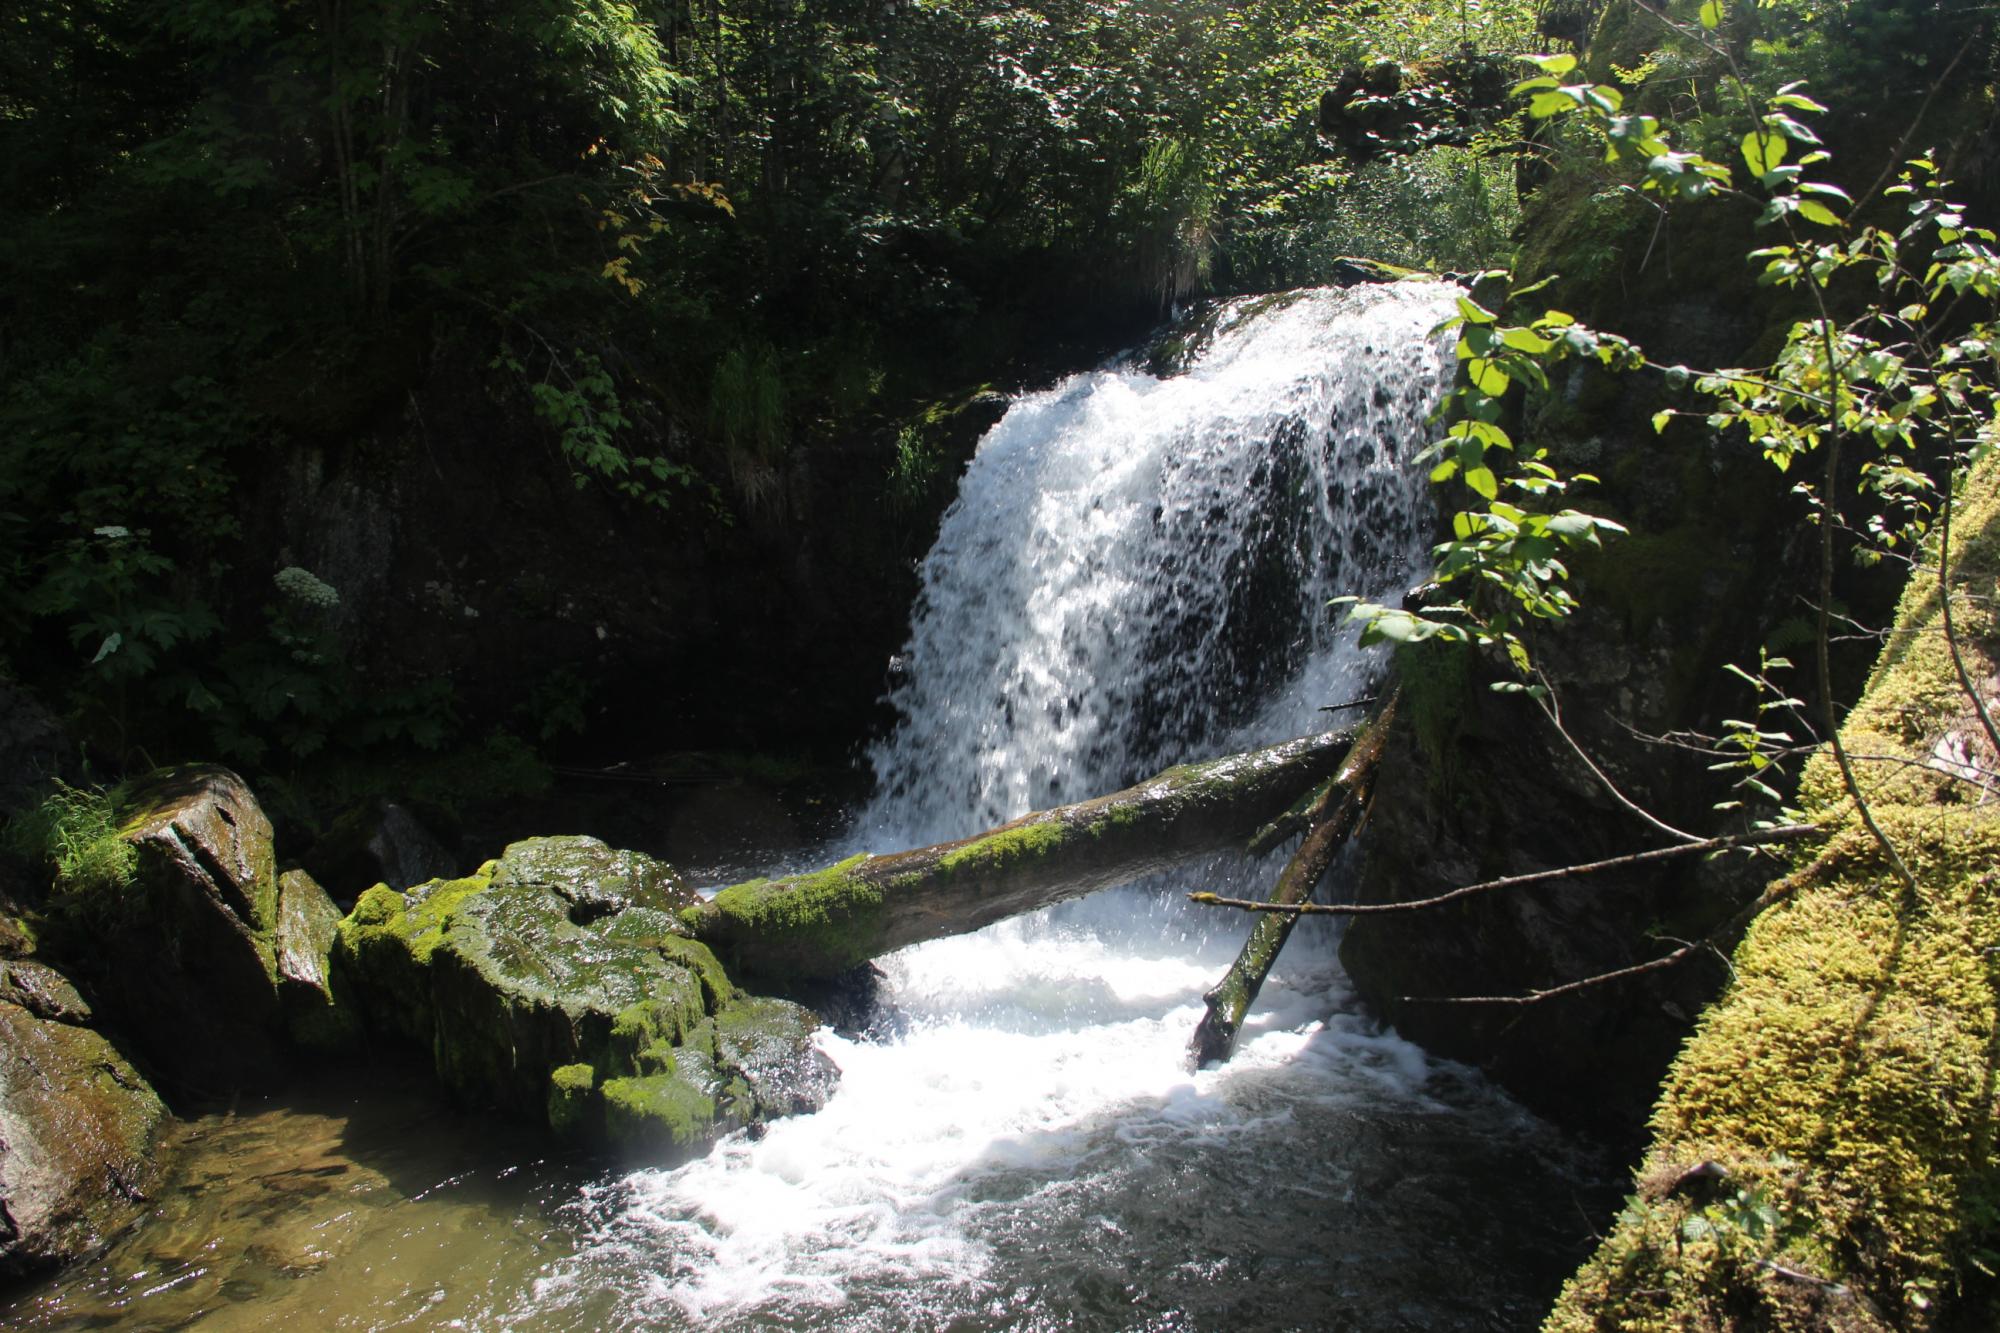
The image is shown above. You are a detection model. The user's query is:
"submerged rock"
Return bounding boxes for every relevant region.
[0,990,168,1278]
[334,835,835,1161]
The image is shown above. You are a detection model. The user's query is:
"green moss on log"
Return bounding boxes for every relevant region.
[935,819,1066,874]
[697,854,887,976]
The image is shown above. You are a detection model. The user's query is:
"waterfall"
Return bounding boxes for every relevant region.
[547,282,1599,1331]
[857,282,1456,849]
[1,284,1612,1333]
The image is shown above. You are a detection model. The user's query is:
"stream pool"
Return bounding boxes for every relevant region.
[4,889,1613,1332]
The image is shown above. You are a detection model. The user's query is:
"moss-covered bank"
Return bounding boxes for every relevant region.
[1546,459,2000,1330]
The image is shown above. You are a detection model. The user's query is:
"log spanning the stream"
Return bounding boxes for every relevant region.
[682,727,1365,980]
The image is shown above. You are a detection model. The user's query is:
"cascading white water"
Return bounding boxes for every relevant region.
[857,282,1452,849]
[547,282,1602,1331]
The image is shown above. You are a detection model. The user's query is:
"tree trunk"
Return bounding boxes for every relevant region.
[684,726,1368,980]
[1188,696,1396,1067]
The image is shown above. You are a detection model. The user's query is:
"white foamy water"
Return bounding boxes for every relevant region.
[551,283,1599,1331]
[857,283,1454,847]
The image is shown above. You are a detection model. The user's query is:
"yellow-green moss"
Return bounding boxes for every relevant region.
[546,1062,597,1139]
[935,820,1066,874]
[1546,459,2000,1331]
[601,1073,717,1153]
[611,981,707,1075]
[699,854,888,976]
[653,936,736,1011]
[332,869,496,1044]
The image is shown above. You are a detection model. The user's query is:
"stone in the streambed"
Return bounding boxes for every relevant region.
[490,834,700,922]
[715,996,838,1120]
[333,834,836,1160]
[305,798,459,903]
[275,869,359,1050]
[0,996,168,1278]
[84,766,287,1094]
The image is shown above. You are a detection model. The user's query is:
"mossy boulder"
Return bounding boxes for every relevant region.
[0,982,168,1278]
[332,834,836,1161]
[73,765,290,1096]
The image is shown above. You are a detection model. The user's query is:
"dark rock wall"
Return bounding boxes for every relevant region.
[241,354,1008,760]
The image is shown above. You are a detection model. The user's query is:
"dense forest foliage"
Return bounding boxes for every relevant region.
[1,0,1532,786]
[2,0,1994,806]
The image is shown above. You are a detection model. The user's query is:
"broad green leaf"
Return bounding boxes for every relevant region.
[1529,90,1577,119]
[1741,130,1787,179]
[1699,0,1725,26]
[1797,199,1841,227]
[1652,409,1673,433]
[1523,53,1577,76]
[1467,358,1513,394]
[1465,465,1499,500]
[1501,327,1556,354]
[1457,295,1498,325]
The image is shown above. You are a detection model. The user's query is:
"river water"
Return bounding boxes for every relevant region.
[5,283,1612,1331]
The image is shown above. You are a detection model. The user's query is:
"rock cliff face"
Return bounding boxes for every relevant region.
[239,359,1008,759]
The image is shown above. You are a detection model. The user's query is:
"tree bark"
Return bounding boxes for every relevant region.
[1187,697,1396,1067]
[684,727,1367,980]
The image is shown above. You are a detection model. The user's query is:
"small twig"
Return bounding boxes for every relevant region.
[1188,825,1815,918]
[1319,696,1379,713]
[1402,937,1704,1006]
[1534,676,1706,844]
[1851,43,1971,216]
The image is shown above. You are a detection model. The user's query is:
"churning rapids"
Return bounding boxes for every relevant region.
[6,283,1610,1331]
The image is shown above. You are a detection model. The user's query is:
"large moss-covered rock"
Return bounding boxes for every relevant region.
[333,834,835,1161]
[75,766,289,1096]
[0,982,168,1277]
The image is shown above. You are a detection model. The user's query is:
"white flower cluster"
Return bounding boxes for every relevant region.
[274,565,341,610]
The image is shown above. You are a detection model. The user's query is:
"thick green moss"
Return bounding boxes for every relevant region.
[601,1073,717,1154]
[332,871,495,1046]
[652,936,736,1011]
[1547,459,2000,1332]
[546,1062,597,1140]
[611,978,708,1075]
[700,854,888,976]
[935,820,1066,874]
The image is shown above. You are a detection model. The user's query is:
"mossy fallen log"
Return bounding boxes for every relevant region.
[1188,697,1395,1067]
[682,727,1365,980]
